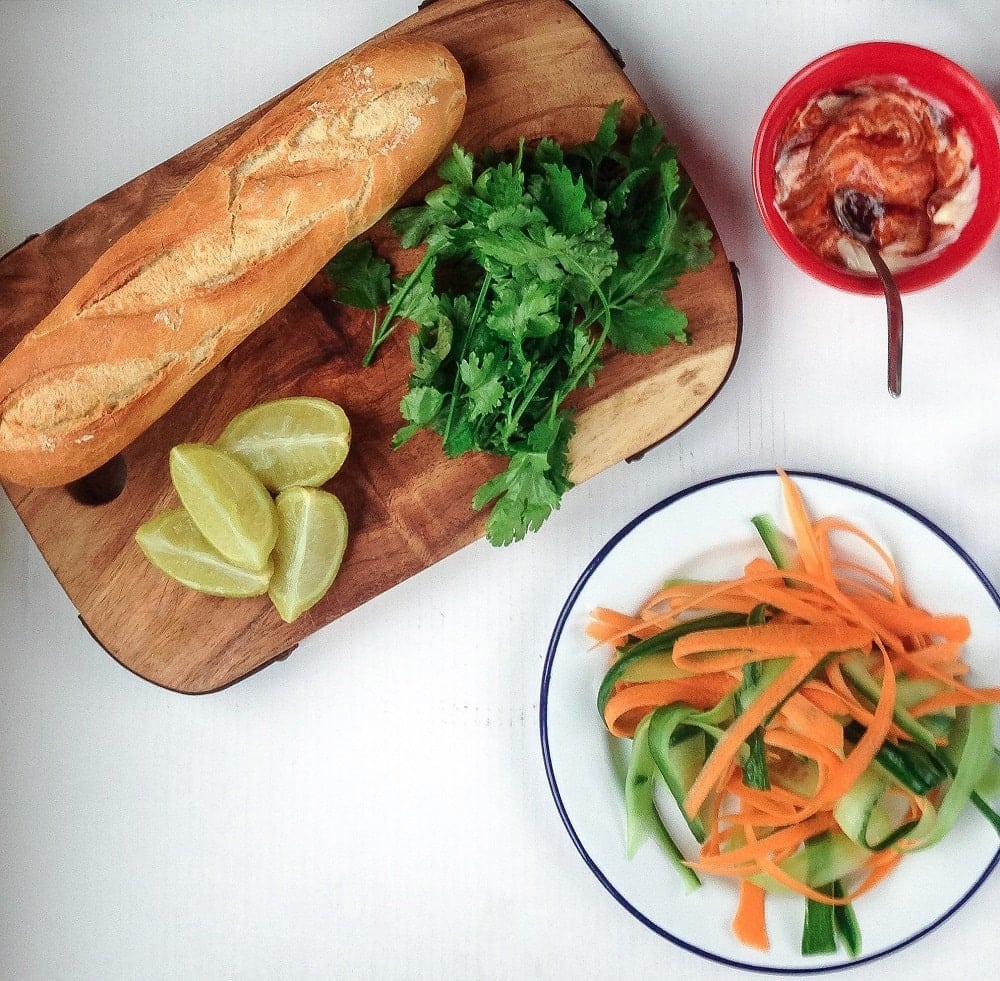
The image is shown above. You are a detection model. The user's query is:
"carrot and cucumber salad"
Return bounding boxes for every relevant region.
[588,469,1000,957]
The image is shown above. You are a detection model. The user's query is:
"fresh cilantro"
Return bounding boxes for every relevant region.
[607,300,689,354]
[324,240,390,310]
[471,415,574,547]
[325,103,713,546]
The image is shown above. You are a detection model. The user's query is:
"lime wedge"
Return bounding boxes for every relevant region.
[216,397,351,493]
[268,486,349,623]
[169,442,277,572]
[136,508,272,597]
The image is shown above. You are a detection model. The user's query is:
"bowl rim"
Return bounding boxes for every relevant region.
[752,40,1000,294]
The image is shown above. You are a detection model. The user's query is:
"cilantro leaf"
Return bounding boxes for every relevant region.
[474,154,527,210]
[679,211,715,271]
[568,100,625,179]
[408,311,454,383]
[472,415,575,546]
[391,205,446,250]
[459,351,506,420]
[393,386,446,448]
[324,240,391,310]
[628,114,666,171]
[400,385,445,425]
[390,254,441,327]
[536,163,594,235]
[608,301,689,354]
[532,136,565,169]
[489,279,560,343]
[438,143,476,189]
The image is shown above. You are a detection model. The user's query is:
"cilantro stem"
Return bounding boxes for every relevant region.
[441,271,493,448]
[362,247,439,367]
[608,238,670,309]
[506,358,558,437]
[559,254,613,396]
[603,170,696,311]
[506,255,612,440]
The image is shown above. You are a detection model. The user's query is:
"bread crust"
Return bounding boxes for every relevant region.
[0,36,466,486]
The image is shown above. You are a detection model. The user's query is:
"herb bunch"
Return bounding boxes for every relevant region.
[326,102,713,546]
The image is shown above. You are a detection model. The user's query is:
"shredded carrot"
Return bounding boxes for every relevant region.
[639,570,790,623]
[798,678,854,716]
[908,684,1000,714]
[903,639,967,666]
[764,727,843,779]
[586,470,1000,957]
[671,622,873,670]
[752,839,903,906]
[640,584,763,618]
[683,653,823,819]
[585,605,672,646]
[742,578,844,625]
[777,467,829,581]
[805,650,897,815]
[732,880,770,951]
[777,693,845,755]
[821,659,881,731]
[848,594,970,645]
[585,606,642,644]
[602,675,735,738]
[812,515,905,600]
[726,776,812,825]
[690,812,837,875]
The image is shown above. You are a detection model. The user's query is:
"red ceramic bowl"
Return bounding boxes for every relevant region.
[753,41,1000,294]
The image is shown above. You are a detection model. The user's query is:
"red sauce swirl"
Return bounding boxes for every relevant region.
[774,79,977,270]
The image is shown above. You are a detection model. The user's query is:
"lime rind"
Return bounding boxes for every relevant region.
[169,443,277,572]
[136,509,273,598]
[216,396,351,492]
[269,487,349,623]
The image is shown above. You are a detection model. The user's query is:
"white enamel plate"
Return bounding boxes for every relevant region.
[540,470,1000,973]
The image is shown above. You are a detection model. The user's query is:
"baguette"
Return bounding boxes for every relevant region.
[0,36,466,487]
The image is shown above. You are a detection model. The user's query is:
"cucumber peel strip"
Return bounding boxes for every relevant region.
[623,713,701,891]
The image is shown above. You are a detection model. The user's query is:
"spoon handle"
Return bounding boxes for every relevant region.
[866,244,904,398]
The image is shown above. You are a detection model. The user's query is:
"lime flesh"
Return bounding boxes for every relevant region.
[268,487,349,622]
[135,508,272,597]
[216,397,351,493]
[169,442,277,572]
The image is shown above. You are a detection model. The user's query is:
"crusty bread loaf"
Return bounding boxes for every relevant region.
[0,36,466,487]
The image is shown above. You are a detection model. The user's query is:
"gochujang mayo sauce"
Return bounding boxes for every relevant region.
[774,78,979,273]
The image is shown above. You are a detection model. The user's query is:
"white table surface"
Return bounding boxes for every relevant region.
[2,1,1000,978]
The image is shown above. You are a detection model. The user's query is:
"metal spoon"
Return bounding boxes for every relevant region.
[833,188,904,398]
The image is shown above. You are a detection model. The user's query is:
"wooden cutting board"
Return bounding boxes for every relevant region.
[0,0,740,693]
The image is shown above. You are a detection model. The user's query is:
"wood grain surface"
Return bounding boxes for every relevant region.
[0,0,741,693]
